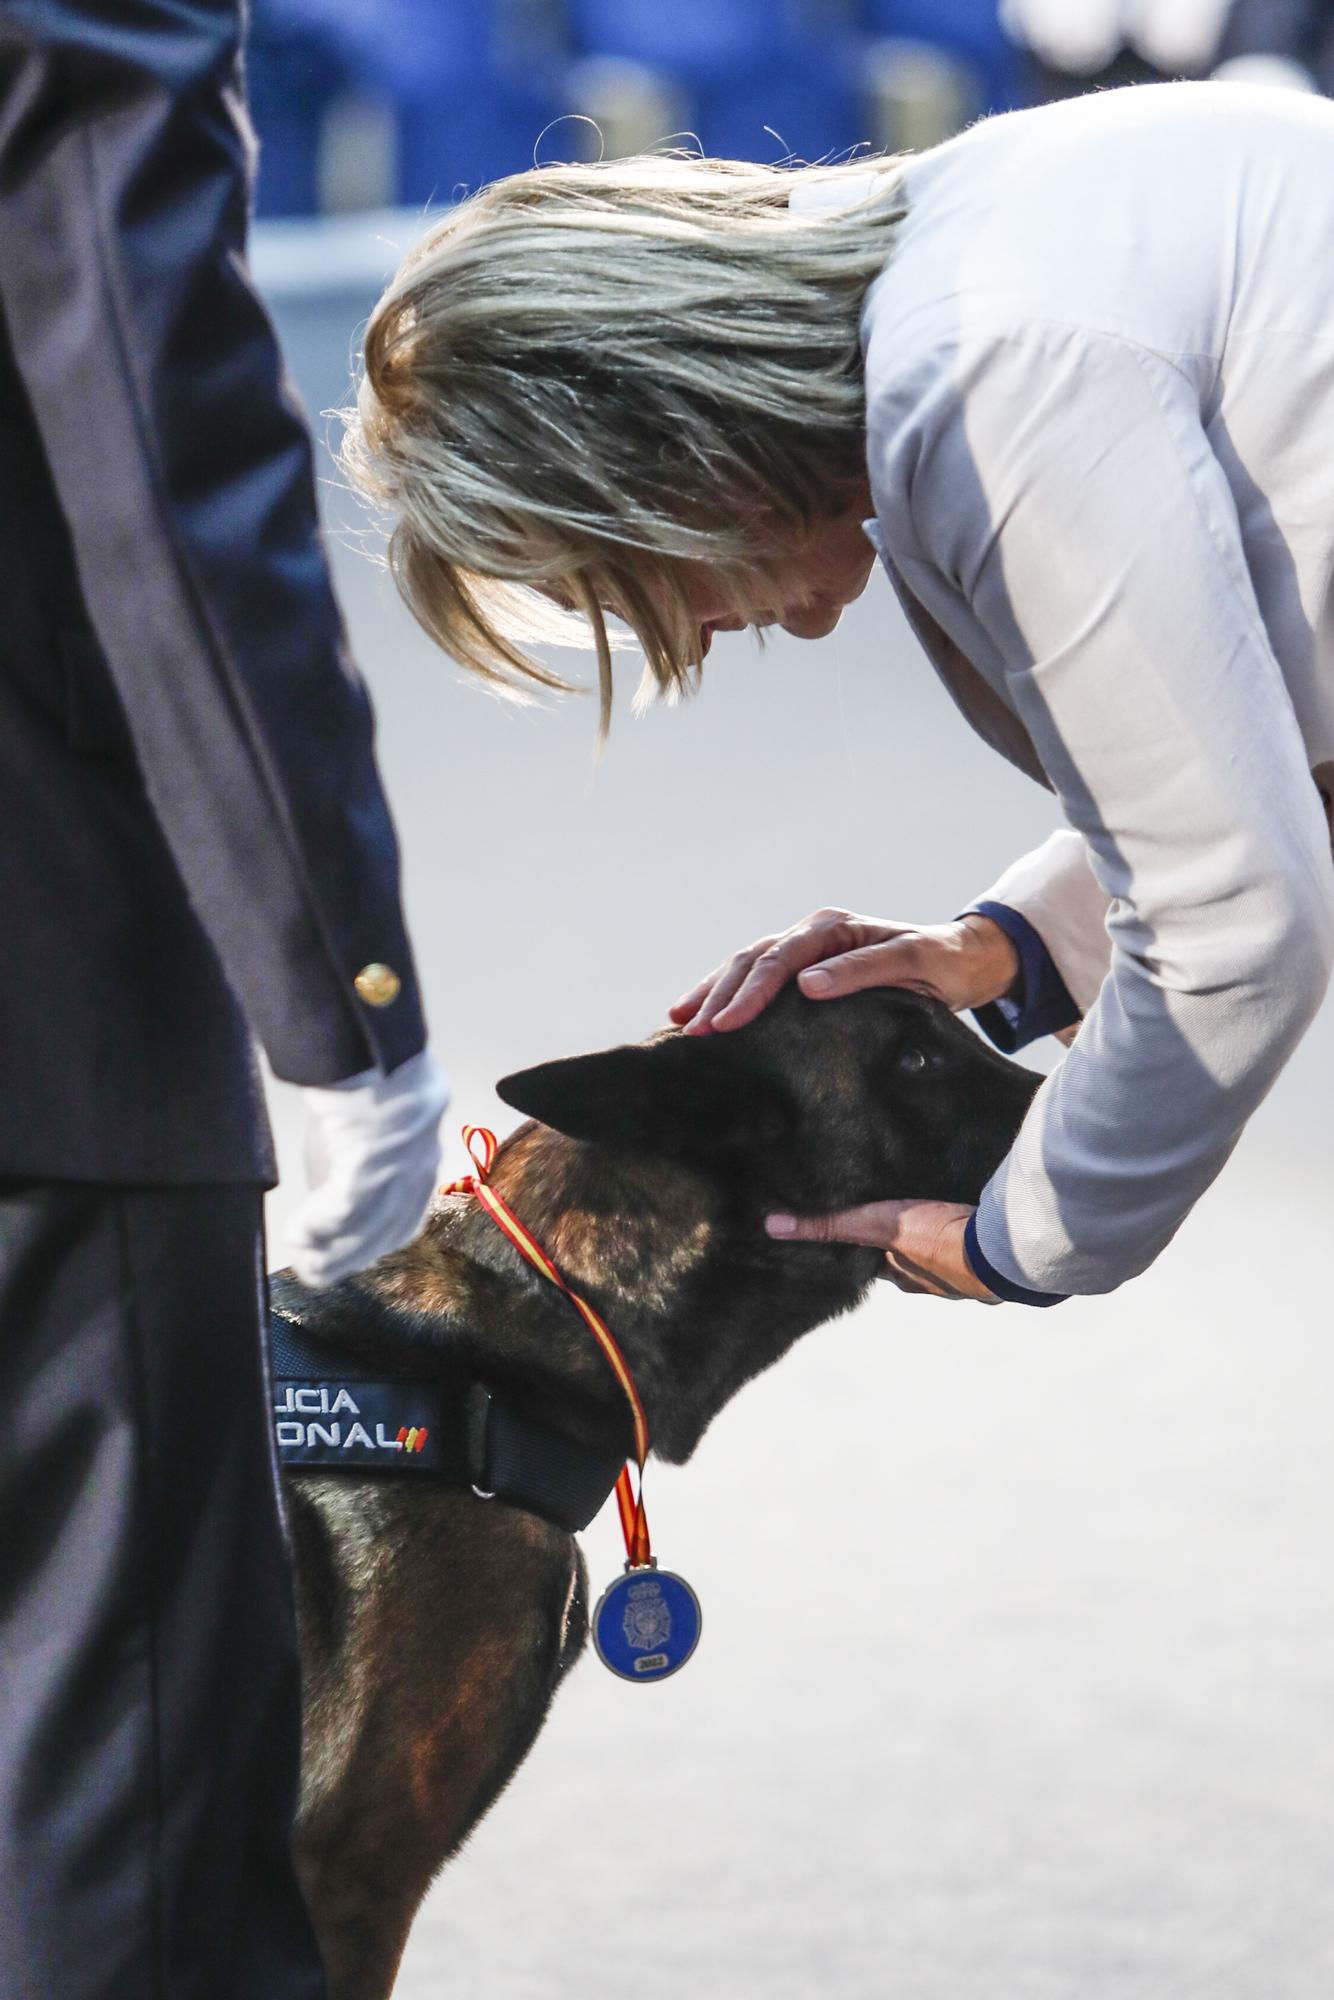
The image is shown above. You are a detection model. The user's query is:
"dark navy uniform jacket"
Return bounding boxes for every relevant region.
[0,0,426,1184]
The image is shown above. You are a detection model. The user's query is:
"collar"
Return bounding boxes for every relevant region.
[267,1304,625,1535]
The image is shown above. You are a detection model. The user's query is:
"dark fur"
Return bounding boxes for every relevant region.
[284,988,1038,1996]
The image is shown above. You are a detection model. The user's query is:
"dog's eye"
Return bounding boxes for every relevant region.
[897,1046,930,1074]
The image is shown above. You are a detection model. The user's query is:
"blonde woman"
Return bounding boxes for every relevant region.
[347,80,1334,1310]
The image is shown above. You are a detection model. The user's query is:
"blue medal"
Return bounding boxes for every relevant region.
[440,1129,700,1683]
[593,1561,702,1682]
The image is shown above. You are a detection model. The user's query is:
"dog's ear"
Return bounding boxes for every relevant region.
[496,1037,793,1160]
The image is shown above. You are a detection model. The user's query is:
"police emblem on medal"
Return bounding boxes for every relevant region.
[592,1561,702,1682]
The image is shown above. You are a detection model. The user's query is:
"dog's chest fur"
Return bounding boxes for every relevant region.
[288,1472,586,1958]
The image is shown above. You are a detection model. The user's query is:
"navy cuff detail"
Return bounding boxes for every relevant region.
[965,900,1080,1052]
[964,1212,1068,1308]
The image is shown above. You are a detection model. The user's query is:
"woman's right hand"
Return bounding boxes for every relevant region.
[669,908,1020,1035]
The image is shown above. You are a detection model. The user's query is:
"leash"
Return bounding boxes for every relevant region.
[443,1124,651,1565]
[442,1124,702,1680]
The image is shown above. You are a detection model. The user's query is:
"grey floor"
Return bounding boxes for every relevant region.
[258,232,1334,2000]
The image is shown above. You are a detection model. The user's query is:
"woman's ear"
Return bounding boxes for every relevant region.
[496,1035,793,1161]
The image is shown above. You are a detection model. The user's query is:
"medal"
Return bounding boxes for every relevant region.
[444,1125,703,1684]
[593,1561,702,1683]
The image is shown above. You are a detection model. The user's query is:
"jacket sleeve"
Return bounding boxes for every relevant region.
[879,321,1334,1297]
[0,0,426,1085]
[962,829,1114,1051]
[964,897,1081,1053]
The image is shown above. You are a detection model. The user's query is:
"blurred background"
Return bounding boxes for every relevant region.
[248,8,1334,1997]
[244,0,1334,219]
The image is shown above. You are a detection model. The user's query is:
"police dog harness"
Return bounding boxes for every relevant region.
[268,1304,625,1536]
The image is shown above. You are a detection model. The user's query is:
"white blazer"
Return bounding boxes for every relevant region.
[853,82,1334,1297]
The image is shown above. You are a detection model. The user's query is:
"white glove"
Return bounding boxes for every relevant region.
[284,1047,450,1289]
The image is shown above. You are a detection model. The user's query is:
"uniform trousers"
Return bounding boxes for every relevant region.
[0,1182,327,1999]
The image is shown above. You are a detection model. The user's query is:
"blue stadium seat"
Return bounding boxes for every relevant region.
[693,59,868,164]
[866,0,1018,107]
[246,16,349,216]
[568,0,789,80]
[248,0,567,213]
[343,0,531,96]
[566,0,868,165]
[396,77,568,207]
[342,0,567,206]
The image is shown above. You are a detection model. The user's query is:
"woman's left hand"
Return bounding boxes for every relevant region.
[765,1199,998,1302]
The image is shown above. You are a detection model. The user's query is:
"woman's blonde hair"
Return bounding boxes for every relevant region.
[342,150,905,735]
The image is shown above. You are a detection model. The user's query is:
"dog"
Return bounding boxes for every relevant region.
[275,985,1039,1997]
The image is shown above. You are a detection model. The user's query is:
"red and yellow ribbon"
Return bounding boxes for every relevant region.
[442,1125,652,1566]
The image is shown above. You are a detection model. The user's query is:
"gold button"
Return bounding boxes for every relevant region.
[354,962,401,1008]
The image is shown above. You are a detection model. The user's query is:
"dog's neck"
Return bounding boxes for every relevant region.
[309,1120,877,1466]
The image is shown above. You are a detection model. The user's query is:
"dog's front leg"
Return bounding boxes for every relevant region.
[295,1845,418,2000]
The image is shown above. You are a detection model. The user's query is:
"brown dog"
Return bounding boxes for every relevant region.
[275,986,1038,1997]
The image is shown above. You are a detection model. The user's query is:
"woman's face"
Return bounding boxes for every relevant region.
[541,482,878,661]
[685,490,878,655]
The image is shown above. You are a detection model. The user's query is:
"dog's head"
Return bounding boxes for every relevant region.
[498,984,1036,1219]
[495,987,1040,1459]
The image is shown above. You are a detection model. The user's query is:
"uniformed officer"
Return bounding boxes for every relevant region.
[0,4,446,1994]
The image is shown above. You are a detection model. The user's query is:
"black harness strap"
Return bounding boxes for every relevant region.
[267,1307,624,1535]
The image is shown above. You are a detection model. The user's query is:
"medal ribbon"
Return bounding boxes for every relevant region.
[441,1125,652,1566]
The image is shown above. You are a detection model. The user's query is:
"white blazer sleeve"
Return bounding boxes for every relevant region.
[881,322,1334,1296]
[972,829,1112,1016]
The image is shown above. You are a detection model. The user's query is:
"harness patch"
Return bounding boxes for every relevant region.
[272,1376,447,1470]
[265,1295,627,1532]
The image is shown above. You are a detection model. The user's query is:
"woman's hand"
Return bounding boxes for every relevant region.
[670,909,1020,1034]
[766,1199,997,1302]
